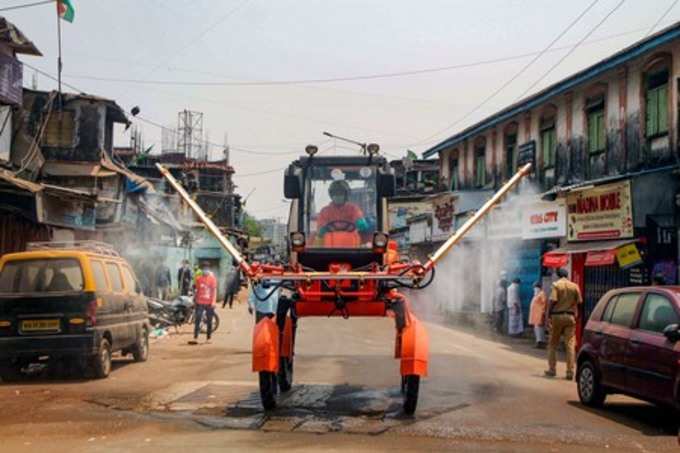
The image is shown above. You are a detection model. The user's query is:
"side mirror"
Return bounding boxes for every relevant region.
[379,173,396,198]
[284,167,300,199]
[663,323,680,342]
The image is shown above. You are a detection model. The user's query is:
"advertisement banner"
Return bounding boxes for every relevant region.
[522,200,567,239]
[388,201,430,230]
[566,181,633,241]
[431,193,456,242]
[616,243,643,269]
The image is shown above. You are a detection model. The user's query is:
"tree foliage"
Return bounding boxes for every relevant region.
[243,212,262,237]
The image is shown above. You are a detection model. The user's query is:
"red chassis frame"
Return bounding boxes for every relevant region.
[250,261,430,379]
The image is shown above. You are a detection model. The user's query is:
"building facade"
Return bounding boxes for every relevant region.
[421,23,680,324]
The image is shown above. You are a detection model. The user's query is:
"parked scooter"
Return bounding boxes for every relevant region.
[147,295,220,333]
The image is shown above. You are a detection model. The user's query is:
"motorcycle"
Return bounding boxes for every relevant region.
[147,295,221,334]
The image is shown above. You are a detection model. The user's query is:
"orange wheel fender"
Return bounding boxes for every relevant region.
[399,316,429,377]
[252,317,280,373]
[281,316,294,358]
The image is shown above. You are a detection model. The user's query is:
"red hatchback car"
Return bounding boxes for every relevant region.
[577,286,680,410]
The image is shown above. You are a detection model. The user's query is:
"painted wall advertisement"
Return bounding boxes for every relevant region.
[431,193,456,242]
[522,199,567,239]
[388,201,430,230]
[566,180,633,241]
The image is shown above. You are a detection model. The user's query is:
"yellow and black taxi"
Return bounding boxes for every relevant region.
[0,241,149,380]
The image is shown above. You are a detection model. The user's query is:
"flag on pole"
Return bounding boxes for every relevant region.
[57,0,75,23]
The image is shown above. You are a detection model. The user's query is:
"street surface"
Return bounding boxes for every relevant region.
[0,296,677,452]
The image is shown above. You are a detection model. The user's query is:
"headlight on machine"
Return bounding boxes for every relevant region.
[290,232,306,252]
[372,232,389,253]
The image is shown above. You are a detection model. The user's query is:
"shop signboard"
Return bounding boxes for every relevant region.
[522,200,566,239]
[616,243,643,269]
[566,180,633,241]
[517,140,536,168]
[487,206,522,239]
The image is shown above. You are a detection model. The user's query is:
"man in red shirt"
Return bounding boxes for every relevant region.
[189,264,217,345]
[317,180,370,247]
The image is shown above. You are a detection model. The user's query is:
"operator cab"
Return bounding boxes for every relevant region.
[284,152,395,271]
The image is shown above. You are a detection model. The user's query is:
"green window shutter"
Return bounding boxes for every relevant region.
[646,88,658,136]
[587,112,596,153]
[597,112,605,151]
[549,129,556,166]
[658,84,668,134]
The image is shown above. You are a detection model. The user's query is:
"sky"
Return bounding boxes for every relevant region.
[4,0,679,219]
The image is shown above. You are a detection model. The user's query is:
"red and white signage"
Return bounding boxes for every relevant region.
[522,200,567,239]
[567,181,633,242]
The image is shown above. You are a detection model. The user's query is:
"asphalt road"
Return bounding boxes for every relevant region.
[0,296,678,452]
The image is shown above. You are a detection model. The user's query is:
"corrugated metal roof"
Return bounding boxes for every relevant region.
[0,168,42,193]
[423,21,680,158]
[42,161,117,178]
[0,17,41,56]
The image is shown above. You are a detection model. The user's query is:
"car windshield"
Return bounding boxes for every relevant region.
[0,258,84,294]
[306,165,377,249]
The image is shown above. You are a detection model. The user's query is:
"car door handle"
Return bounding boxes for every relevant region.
[630,339,641,346]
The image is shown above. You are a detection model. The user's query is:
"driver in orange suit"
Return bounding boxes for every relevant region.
[317,180,370,246]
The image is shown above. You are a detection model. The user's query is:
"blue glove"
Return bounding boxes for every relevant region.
[355,217,370,233]
[318,225,330,236]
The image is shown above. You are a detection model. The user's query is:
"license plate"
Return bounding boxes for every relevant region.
[21,319,60,332]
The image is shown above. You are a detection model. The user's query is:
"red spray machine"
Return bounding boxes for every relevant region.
[157,148,531,414]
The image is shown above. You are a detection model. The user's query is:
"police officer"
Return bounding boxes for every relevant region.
[545,267,583,380]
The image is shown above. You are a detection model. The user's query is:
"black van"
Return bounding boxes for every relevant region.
[0,242,150,380]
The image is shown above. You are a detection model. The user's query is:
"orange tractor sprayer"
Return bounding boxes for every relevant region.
[157,152,532,414]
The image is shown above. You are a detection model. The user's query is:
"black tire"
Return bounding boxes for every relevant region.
[0,361,22,382]
[132,328,149,362]
[402,375,420,415]
[200,311,220,334]
[278,356,294,392]
[90,338,112,379]
[577,360,606,407]
[259,371,277,410]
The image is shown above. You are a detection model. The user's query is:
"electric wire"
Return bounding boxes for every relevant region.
[408,0,602,148]
[515,0,628,101]
[0,0,54,12]
[645,0,680,37]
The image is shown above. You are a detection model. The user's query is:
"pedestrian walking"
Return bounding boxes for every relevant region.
[222,265,241,309]
[189,264,217,345]
[492,278,508,334]
[545,268,583,380]
[248,280,280,323]
[155,263,171,300]
[507,278,524,336]
[529,281,547,348]
[177,260,193,296]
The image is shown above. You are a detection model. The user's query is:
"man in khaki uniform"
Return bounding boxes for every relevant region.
[545,267,583,380]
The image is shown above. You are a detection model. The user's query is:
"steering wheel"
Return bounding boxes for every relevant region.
[324,220,356,233]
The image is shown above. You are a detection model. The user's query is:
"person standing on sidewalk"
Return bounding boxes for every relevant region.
[529,281,547,348]
[507,278,524,337]
[545,268,583,380]
[492,278,508,334]
[189,264,217,345]
[177,260,193,296]
[222,264,241,309]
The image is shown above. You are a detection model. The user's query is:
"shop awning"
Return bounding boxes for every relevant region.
[542,239,638,268]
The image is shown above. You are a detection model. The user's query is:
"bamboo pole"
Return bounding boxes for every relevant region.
[155,163,252,275]
[425,163,532,269]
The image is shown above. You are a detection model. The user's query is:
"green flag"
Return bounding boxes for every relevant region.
[57,0,75,23]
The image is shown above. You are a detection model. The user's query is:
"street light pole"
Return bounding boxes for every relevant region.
[322,131,367,155]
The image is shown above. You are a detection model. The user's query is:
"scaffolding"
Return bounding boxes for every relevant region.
[177,109,204,160]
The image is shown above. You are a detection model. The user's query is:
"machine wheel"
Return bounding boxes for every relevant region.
[259,371,277,410]
[577,360,606,407]
[90,339,112,379]
[278,356,294,392]
[402,375,420,415]
[132,328,150,362]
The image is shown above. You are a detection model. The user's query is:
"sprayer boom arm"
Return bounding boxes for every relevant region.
[424,163,532,270]
[155,164,252,275]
